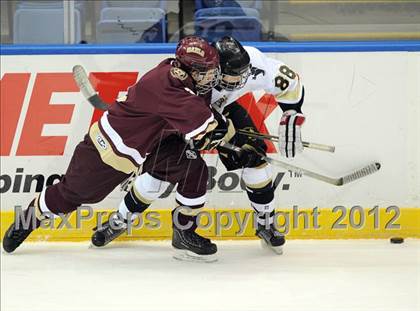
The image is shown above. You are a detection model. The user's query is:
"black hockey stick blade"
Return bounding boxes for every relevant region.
[72,65,109,111]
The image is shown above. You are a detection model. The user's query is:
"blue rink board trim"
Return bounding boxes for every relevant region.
[1,40,420,55]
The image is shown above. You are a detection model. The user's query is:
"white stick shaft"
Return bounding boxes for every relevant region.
[262,156,341,185]
[236,129,335,153]
[302,141,335,153]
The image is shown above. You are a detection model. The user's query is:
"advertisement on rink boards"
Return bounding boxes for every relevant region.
[1,50,419,239]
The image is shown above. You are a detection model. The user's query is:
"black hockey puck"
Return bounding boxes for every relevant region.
[390,237,404,244]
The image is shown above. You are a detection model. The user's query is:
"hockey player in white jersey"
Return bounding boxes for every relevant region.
[92,36,305,256]
[209,36,305,253]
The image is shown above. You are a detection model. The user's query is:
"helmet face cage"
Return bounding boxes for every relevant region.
[213,36,251,91]
[219,64,251,91]
[193,65,221,95]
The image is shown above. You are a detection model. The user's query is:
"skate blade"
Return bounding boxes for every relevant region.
[173,248,217,263]
[89,243,104,249]
[89,242,115,249]
[260,239,283,255]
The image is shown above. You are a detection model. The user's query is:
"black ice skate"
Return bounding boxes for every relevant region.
[91,215,127,247]
[172,226,217,263]
[3,203,40,253]
[256,223,285,255]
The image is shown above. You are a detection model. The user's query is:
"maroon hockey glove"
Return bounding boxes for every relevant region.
[194,112,235,150]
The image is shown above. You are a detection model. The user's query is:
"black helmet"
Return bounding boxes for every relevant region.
[213,36,251,91]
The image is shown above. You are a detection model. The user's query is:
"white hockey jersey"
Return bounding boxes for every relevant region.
[211,46,304,113]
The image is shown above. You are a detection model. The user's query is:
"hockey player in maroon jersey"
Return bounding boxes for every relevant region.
[3,36,227,261]
[91,37,305,255]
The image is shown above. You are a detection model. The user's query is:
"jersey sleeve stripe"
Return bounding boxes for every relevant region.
[184,114,215,140]
[38,188,51,215]
[99,111,145,166]
[91,122,139,173]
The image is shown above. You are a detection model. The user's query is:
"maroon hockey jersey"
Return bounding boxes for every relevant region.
[89,59,214,173]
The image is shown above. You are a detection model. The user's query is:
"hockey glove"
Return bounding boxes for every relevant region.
[239,144,265,168]
[217,143,265,168]
[194,112,235,150]
[278,110,305,158]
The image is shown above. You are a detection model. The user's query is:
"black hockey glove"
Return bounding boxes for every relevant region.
[236,144,266,168]
[217,143,265,168]
[239,144,265,167]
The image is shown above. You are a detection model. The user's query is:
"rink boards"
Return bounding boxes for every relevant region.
[1,41,419,240]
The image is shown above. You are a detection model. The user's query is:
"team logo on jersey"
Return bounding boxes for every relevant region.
[212,95,228,109]
[170,67,188,81]
[186,46,205,57]
[185,149,198,160]
[250,66,265,80]
[96,134,107,150]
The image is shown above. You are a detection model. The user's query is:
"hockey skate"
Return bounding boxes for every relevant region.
[256,223,285,255]
[2,203,40,253]
[91,214,127,247]
[172,226,217,263]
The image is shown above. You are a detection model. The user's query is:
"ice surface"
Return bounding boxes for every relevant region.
[1,240,419,311]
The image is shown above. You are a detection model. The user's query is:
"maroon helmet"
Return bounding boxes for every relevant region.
[175,36,220,94]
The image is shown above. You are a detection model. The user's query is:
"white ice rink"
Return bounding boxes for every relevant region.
[1,240,419,311]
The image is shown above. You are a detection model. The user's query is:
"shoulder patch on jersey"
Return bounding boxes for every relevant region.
[250,66,265,80]
[212,95,228,109]
[170,67,188,81]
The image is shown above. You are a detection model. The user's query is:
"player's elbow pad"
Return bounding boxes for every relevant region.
[278,87,305,113]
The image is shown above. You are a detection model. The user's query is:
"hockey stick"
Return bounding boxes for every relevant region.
[72,64,379,186]
[219,142,380,186]
[237,129,335,153]
[72,65,110,110]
